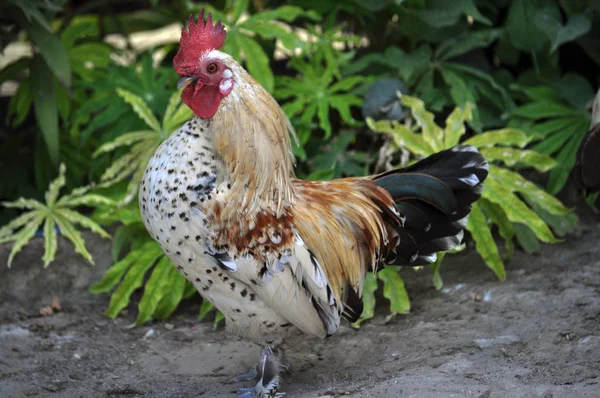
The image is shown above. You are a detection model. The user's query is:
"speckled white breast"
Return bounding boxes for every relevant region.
[139,118,295,344]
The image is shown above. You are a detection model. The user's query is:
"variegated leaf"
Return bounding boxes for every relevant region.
[466,202,505,279]
[45,163,67,207]
[491,165,571,216]
[0,211,40,240]
[444,103,472,148]
[53,214,94,264]
[57,194,115,208]
[367,118,433,157]
[42,217,58,268]
[1,198,44,210]
[116,88,161,133]
[93,130,155,156]
[7,212,45,267]
[483,177,559,244]
[400,95,444,152]
[480,147,556,172]
[463,128,532,148]
[57,208,111,239]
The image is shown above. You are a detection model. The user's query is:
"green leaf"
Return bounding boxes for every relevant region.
[444,103,472,148]
[198,299,215,321]
[42,217,57,268]
[104,245,163,318]
[6,212,45,267]
[136,256,172,325]
[0,211,40,240]
[45,163,66,207]
[478,199,514,260]
[1,198,44,210]
[7,78,32,127]
[30,56,59,167]
[505,0,552,53]
[483,175,559,244]
[53,214,95,265]
[230,0,249,23]
[401,95,444,152]
[479,147,556,172]
[57,209,111,239]
[464,128,531,148]
[378,267,410,315]
[514,223,541,254]
[93,131,155,156]
[512,102,580,120]
[367,118,433,157]
[466,202,505,279]
[235,34,274,93]
[22,14,71,87]
[116,88,161,133]
[90,242,153,293]
[437,29,501,61]
[492,166,571,216]
[57,194,115,208]
[429,253,445,290]
[352,272,378,328]
[154,267,187,320]
[213,311,225,328]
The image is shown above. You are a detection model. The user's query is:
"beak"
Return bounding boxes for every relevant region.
[177,76,197,89]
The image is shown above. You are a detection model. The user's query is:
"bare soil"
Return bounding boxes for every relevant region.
[1,216,599,398]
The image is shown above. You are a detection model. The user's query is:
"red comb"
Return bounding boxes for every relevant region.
[173,10,226,75]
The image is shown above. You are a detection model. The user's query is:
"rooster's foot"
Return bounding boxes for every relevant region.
[233,345,289,397]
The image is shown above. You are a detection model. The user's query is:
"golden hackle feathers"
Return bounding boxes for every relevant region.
[210,53,296,219]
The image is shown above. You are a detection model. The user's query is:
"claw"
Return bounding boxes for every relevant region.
[231,346,288,397]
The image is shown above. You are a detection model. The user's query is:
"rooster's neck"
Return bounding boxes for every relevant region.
[208,64,296,218]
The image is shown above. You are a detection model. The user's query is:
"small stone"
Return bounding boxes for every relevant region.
[39,306,53,317]
[164,323,174,330]
[51,296,62,311]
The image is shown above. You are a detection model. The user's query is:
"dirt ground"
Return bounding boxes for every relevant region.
[1,214,599,398]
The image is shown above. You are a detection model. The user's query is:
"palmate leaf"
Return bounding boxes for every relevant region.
[2,164,111,267]
[464,128,532,148]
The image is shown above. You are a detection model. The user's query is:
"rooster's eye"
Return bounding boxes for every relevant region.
[207,63,218,74]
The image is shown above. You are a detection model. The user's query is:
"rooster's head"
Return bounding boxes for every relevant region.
[174,10,233,119]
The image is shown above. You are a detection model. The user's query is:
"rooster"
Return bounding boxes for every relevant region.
[140,11,488,397]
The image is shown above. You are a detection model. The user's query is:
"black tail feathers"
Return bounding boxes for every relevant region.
[374,145,489,266]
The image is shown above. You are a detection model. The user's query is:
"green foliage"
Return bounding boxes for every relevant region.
[510,82,592,194]
[369,94,576,281]
[0,164,112,267]
[201,0,320,92]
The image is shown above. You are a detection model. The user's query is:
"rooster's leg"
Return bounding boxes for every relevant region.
[235,345,290,398]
